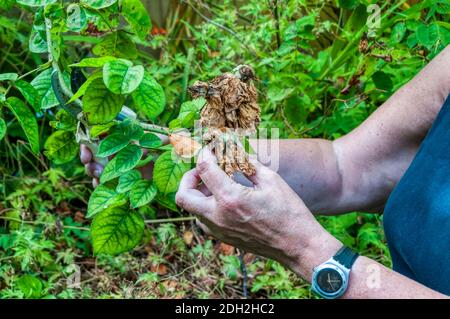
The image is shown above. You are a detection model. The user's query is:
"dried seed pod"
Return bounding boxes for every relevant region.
[169,132,202,159]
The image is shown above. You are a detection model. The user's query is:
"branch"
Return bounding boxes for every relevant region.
[182,0,259,58]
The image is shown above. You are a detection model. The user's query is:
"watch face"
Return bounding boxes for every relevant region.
[316,268,344,294]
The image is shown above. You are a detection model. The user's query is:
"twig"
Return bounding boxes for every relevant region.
[269,0,281,49]
[182,0,258,58]
[138,122,170,135]
[145,216,196,224]
[0,216,90,231]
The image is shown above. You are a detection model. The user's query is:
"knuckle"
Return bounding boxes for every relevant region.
[196,160,210,175]
[219,191,240,211]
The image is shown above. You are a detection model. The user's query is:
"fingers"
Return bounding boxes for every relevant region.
[246,155,276,186]
[176,169,215,215]
[196,147,236,195]
[85,162,104,178]
[80,144,92,164]
[198,183,212,196]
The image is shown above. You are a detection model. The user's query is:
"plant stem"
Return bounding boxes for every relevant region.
[144,216,196,224]
[138,122,170,135]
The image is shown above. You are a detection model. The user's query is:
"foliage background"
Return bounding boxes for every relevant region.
[0,0,449,298]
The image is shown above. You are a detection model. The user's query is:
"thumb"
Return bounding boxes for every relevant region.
[246,155,276,186]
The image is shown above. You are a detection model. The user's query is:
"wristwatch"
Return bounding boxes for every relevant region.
[311,246,359,299]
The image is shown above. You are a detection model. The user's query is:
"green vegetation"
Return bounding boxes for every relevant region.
[0,0,449,298]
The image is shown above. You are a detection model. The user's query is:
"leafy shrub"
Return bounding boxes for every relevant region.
[0,0,448,298]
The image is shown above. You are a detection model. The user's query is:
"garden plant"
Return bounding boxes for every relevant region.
[0,0,449,298]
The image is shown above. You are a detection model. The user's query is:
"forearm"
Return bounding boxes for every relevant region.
[250,138,345,214]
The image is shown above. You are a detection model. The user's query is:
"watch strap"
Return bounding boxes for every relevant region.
[333,246,359,269]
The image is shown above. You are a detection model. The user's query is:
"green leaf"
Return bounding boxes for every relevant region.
[178,98,206,120]
[131,72,166,119]
[153,151,190,194]
[29,28,48,54]
[117,119,144,140]
[121,0,152,40]
[17,0,57,7]
[155,192,179,212]
[103,59,144,95]
[31,68,69,110]
[130,180,157,208]
[44,130,78,164]
[139,133,162,148]
[135,154,153,169]
[390,22,406,44]
[81,0,117,9]
[66,3,87,32]
[87,185,127,218]
[6,97,40,154]
[116,169,141,193]
[91,206,145,255]
[372,71,393,92]
[82,78,125,125]
[100,144,143,183]
[0,118,6,140]
[96,133,130,158]
[15,80,40,112]
[416,23,439,49]
[70,56,117,68]
[49,109,77,132]
[67,71,102,103]
[90,122,116,138]
[48,19,63,62]
[0,73,18,81]
[16,275,43,299]
[93,31,138,59]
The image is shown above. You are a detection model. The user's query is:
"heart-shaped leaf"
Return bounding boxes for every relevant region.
[91,206,145,255]
[103,59,144,95]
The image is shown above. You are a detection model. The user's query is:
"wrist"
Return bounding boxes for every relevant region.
[285,224,343,281]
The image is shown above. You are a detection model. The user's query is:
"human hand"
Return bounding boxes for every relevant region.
[175,148,342,279]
